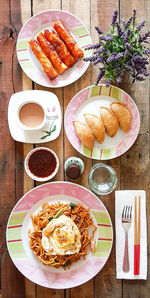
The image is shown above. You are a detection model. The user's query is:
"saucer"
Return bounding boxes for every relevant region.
[8,90,61,143]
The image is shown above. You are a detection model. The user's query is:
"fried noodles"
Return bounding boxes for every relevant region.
[29,202,97,269]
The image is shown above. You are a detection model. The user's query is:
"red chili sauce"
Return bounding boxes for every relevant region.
[28,149,56,178]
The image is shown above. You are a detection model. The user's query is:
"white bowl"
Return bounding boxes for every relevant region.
[24,147,59,182]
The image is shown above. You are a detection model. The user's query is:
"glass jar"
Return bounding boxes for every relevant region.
[64,157,84,179]
[88,163,118,195]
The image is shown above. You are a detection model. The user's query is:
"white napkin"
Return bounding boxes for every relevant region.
[115,190,147,279]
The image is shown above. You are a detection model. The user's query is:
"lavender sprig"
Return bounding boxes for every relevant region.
[84,43,100,50]
[107,52,124,63]
[96,70,105,85]
[136,21,145,31]
[125,17,133,29]
[95,26,103,35]
[111,10,118,25]
[116,23,123,37]
[100,36,113,41]
[84,10,150,85]
[139,31,150,43]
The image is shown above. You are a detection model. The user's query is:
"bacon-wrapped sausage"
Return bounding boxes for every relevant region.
[44,29,76,67]
[53,20,84,59]
[29,40,57,79]
[37,32,68,75]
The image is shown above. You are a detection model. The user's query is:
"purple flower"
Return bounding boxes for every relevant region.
[116,23,123,37]
[136,21,145,31]
[125,17,133,29]
[105,80,111,87]
[83,10,149,85]
[93,57,104,65]
[124,49,129,56]
[85,43,100,50]
[124,65,133,72]
[96,70,105,85]
[135,76,145,81]
[139,32,150,43]
[132,55,148,65]
[95,26,103,35]
[111,10,118,25]
[142,69,149,76]
[122,29,131,43]
[107,52,124,63]
[94,48,105,54]
[100,36,113,41]
[125,43,131,50]
[143,49,150,55]
[83,56,98,62]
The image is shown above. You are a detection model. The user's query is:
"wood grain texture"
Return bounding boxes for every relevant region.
[19,2,36,297]
[0,0,25,297]
[120,1,150,297]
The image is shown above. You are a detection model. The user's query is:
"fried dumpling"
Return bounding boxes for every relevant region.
[73,120,94,150]
[110,102,132,132]
[100,107,119,137]
[84,113,105,144]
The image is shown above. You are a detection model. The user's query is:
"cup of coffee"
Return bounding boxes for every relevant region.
[17,101,47,131]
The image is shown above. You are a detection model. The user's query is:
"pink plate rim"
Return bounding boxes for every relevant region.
[16,9,92,88]
[6,181,113,289]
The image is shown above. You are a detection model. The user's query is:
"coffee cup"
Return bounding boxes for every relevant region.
[17,101,57,131]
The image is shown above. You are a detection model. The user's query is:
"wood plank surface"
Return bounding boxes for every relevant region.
[120,1,150,298]
[0,0,25,297]
[0,0,149,297]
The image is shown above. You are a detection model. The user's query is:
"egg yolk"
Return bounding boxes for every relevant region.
[53,226,75,247]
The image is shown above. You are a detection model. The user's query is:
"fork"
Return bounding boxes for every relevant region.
[121,205,132,272]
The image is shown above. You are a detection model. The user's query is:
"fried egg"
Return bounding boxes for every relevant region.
[42,215,81,255]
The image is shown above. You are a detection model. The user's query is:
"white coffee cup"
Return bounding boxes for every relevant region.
[17,101,56,131]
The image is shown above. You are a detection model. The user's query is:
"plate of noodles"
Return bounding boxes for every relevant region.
[6,181,113,289]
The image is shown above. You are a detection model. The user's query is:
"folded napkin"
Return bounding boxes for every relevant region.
[115,190,147,279]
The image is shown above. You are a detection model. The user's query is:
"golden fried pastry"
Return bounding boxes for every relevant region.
[73,120,94,150]
[100,107,119,137]
[110,102,132,132]
[84,113,105,144]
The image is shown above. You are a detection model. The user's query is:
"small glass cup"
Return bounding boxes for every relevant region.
[88,163,118,195]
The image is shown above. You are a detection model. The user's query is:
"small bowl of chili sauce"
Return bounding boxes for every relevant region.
[24,147,59,181]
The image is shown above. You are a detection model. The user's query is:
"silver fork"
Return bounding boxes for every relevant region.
[121,205,132,272]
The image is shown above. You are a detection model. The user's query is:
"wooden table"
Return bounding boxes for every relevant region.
[0,0,149,297]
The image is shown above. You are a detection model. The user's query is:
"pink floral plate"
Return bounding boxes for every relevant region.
[6,181,113,289]
[64,85,140,160]
[16,10,92,88]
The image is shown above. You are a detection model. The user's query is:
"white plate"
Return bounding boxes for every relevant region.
[65,85,140,160]
[8,90,61,143]
[16,10,92,88]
